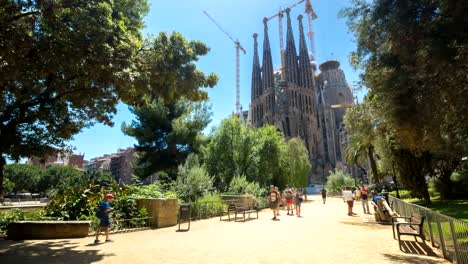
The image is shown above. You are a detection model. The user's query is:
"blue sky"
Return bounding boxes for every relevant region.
[69,0,366,161]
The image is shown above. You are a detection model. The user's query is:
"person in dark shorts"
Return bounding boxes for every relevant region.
[268,185,280,220]
[95,193,114,243]
[295,188,304,217]
[320,188,327,204]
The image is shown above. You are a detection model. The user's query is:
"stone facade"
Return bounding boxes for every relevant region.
[250,11,353,183]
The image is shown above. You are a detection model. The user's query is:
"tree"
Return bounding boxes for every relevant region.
[175,154,213,202]
[123,100,211,179]
[3,164,42,194]
[342,0,468,202]
[204,116,287,190]
[39,165,84,195]
[0,1,217,198]
[343,99,380,183]
[283,138,311,187]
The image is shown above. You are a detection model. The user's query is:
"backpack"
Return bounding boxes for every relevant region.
[270,192,277,202]
[296,192,303,201]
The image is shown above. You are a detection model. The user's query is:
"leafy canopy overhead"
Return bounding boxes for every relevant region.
[0,0,217,197]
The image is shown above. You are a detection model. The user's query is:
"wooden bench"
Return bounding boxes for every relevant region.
[220,204,259,222]
[234,204,259,222]
[393,213,425,246]
[220,204,237,221]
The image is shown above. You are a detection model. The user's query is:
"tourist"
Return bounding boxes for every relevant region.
[295,188,304,217]
[361,186,370,214]
[285,185,294,215]
[275,186,282,216]
[342,187,355,216]
[320,188,327,204]
[268,185,280,220]
[95,193,114,243]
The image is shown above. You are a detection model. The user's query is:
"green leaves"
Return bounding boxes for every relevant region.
[326,170,355,192]
[122,99,211,179]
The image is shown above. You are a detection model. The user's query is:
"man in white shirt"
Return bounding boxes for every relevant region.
[342,187,355,216]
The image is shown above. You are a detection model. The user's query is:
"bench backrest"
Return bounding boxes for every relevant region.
[227,204,237,211]
[410,213,425,231]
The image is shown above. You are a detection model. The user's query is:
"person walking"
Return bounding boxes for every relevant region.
[285,185,294,215]
[275,186,282,216]
[361,186,370,214]
[342,187,356,216]
[320,188,327,204]
[95,193,114,243]
[295,188,304,217]
[268,185,280,220]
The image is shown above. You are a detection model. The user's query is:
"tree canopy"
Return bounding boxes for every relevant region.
[0,0,217,197]
[341,0,468,203]
[122,100,211,179]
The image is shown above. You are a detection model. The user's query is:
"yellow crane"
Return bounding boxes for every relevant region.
[203,11,246,115]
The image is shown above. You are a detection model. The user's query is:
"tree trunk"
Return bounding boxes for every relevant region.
[0,155,5,201]
[392,161,400,198]
[367,145,379,183]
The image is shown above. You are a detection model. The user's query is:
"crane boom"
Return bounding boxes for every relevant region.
[265,0,305,80]
[203,11,245,115]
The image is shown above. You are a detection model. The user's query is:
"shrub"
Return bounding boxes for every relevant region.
[176,154,213,202]
[228,175,266,197]
[0,209,51,236]
[326,170,355,192]
[389,190,414,199]
[191,193,225,220]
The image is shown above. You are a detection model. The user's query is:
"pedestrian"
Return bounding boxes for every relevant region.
[342,187,356,216]
[320,188,327,204]
[361,186,370,214]
[268,185,280,220]
[95,193,114,243]
[275,186,282,216]
[285,185,294,215]
[295,188,304,217]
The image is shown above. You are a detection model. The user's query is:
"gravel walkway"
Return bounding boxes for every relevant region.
[0,196,448,264]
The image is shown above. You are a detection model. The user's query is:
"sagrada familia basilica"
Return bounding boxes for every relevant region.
[249,9,354,183]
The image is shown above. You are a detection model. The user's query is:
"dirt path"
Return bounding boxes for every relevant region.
[0,196,448,264]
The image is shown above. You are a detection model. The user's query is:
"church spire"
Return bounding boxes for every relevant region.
[262,17,274,92]
[285,8,299,85]
[298,15,313,89]
[251,33,262,100]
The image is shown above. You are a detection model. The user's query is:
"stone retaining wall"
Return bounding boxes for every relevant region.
[7,221,90,240]
[137,199,178,228]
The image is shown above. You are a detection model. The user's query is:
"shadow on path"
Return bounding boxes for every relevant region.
[382,252,442,264]
[399,240,440,257]
[0,239,114,264]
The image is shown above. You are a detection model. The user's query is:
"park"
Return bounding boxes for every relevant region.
[0,0,467,263]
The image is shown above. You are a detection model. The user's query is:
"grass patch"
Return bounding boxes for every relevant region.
[403,197,468,222]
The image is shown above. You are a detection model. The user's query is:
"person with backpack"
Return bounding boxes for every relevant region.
[285,185,294,215]
[294,188,304,217]
[268,185,280,220]
[95,193,114,243]
[320,188,327,204]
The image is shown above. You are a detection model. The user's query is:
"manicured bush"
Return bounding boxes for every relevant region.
[326,170,355,192]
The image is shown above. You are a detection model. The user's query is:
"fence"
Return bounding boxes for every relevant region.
[388,196,468,263]
[89,217,152,236]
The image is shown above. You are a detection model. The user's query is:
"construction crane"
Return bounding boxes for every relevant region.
[265,0,305,80]
[305,0,318,65]
[203,11,246,115]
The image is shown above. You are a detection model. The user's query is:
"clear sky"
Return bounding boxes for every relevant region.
[68,0,366,161]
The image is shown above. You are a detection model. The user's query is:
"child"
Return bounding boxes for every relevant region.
[95,193,114,243]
